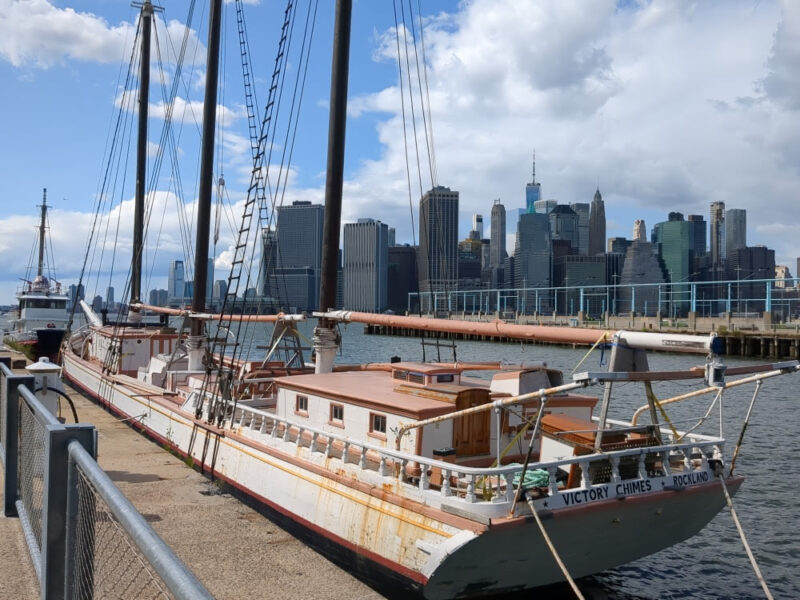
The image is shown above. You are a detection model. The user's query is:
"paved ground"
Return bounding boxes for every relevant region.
[0,350,386,599]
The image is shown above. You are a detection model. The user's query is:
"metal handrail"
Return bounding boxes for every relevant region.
[68,441,214,600]
[222,400,722,484]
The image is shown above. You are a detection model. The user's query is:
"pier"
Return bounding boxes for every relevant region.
[0,350,384,600]
[365,313,800,360]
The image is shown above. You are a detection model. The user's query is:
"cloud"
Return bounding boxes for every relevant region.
[0,1,205,70]
[341,0,799,267]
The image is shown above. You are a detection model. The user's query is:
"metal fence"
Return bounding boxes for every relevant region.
[0,358,212,600]
[411,277,800,320]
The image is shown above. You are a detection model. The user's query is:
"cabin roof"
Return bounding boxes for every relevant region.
[274,369,490,420]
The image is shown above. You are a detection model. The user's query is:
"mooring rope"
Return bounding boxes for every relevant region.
[525,493,585,600]
[717,474,774,600]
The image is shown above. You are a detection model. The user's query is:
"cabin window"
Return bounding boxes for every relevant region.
[295,394,308,415]
[330,403,344,425]
[392,370,407,381]
[436,374,454,383]
[369,413,387,436]
[407,372,425,385]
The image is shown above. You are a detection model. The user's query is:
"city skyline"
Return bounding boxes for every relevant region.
[0,1,798,304]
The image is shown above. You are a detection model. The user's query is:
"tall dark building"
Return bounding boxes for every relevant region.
[387,245,418,313]
[588,188,606,256]
[256,229,278,298]
[549,205,580,252]
[418,186,459,304]
[514,212,551,312]
[727,246,775,313]
[709,201,726,271]
[687,214,707,256]
[490,199,506,269]
[725,208,747,258]
[525,151,541,214]
[276,200,325,310]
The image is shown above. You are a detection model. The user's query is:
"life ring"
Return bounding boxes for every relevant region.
[46,322,56,329]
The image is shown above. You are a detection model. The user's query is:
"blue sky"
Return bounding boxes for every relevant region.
[0,0,798,305]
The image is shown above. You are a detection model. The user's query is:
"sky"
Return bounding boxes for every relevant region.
[0,0,798,306]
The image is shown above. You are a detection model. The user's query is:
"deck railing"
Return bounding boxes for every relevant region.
[0,358,212,600]
[192,395,723,507]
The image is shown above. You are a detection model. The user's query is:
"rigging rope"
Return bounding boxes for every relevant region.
[717,473,775,600]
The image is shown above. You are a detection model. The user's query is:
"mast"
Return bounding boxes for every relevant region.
[188,0,222,367]
[131,0,154,304]
[37,188,47,278]
[314,0,352,374]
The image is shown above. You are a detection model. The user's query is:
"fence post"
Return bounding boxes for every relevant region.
[41,425,96,600]
[2,366,35,517]
[0,356,9,465]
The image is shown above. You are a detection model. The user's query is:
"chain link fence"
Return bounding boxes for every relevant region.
[0,359,212,599]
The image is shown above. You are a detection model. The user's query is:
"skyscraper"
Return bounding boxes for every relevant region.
[206,258,214,307]
[534,199,557,214]
[471,214,484,240]
[588,188,606,256]
[725,208,746,258]
[687,214,707,256]
[633,220,646,242]
[525,151,541,214]
[549,205,580,252]
[490,199,506,269]
[418,186,459,303]
[569,202,590,256]
[653,213,693,315]
[105,286,115,308]
[167,260,184,303]
[515,212,551,312]
[343,219,389,312]
[256,228,278,298]
[276,200,325,310]
[709,201,726,269]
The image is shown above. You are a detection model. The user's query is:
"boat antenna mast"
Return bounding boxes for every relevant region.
[314,0,352,374]
[36,188,48,279]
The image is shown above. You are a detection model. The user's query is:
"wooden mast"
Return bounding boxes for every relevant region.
[314,0,352,374]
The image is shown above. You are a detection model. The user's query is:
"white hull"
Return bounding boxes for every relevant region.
[62,349,739,597]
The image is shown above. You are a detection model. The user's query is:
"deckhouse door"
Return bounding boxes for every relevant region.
[452,390,491,456]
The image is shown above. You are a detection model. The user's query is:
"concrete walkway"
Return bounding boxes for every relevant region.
[0,352,385,599]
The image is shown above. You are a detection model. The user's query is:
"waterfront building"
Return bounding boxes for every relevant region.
[775,265,793,288]
[343,219,389,312]
[687,214,707,256]
[618,241,666,315]
[608,237,630,255]
[710,201,726,269]
[525,151,541,214]
[388,227,396,248]
[418,186,459,309]
[534,199,557,214]
[549,205,580,252]
[148,288,168,307]
[256,229,279,299]
[561,255,606,316]
[471,214,484,240]
[588,188,606,257]
[514,212,551,313]
[106,286,115,309]
[68,283,85,312]
[387,245,418,313]
[569,202,590,255]
[167,260,184,303]
[727,246,775,313]
[725,208,747,258]
[212,280,227,306]
[652,213,693,316]
[490,200,506,270]
[633,220,646,242]
[276,200,324,309]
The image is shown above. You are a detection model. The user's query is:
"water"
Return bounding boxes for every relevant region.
[320,323,799,599]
